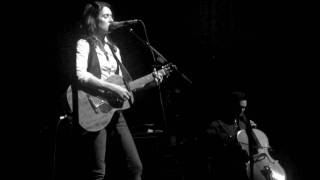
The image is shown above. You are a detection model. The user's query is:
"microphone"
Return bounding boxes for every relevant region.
[109,19,139,31]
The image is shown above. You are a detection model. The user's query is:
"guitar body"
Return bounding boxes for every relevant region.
[67,63,174,132]
[67,75,133,132]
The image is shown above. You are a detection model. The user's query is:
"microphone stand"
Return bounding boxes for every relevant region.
[128,21,192,135]
[129,28,192,85]
[129,23,168,135]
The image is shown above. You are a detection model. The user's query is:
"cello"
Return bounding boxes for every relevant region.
[236,113,287,180]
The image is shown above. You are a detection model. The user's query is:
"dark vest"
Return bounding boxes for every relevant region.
[86,38,102,79]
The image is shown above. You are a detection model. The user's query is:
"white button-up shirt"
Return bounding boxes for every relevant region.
[76,38,123,84]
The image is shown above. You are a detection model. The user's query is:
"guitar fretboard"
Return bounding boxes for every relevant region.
[128,73,155,91]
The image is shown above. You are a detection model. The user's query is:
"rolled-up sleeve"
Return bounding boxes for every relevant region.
[76,39,95,84]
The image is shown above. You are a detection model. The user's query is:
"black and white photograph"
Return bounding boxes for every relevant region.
[37,0,315,180]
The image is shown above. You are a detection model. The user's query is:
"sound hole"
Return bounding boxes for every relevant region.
[103,91,124,108]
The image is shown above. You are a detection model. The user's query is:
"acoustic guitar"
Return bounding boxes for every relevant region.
[67,63,174,132]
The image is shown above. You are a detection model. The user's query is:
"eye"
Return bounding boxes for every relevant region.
[103,14,113,19]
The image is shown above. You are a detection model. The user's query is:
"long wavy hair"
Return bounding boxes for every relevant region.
[81,1,111,36]
[80,1,117,51]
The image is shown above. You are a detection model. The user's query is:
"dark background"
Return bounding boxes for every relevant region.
[35,0,317,180]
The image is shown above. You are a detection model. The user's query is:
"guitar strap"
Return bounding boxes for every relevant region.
[106,43,133,83]
[105,43,134,106]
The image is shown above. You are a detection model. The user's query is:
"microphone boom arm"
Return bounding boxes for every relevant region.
[129,28,192,84]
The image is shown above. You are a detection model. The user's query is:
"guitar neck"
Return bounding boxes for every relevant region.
[128,73,155,91]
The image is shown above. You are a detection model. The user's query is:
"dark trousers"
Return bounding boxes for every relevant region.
[76,112,143,180]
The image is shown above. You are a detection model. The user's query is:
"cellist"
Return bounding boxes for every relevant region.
[201,91,256,180]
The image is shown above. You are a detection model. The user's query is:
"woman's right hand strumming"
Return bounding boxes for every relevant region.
[109,83,131,101]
